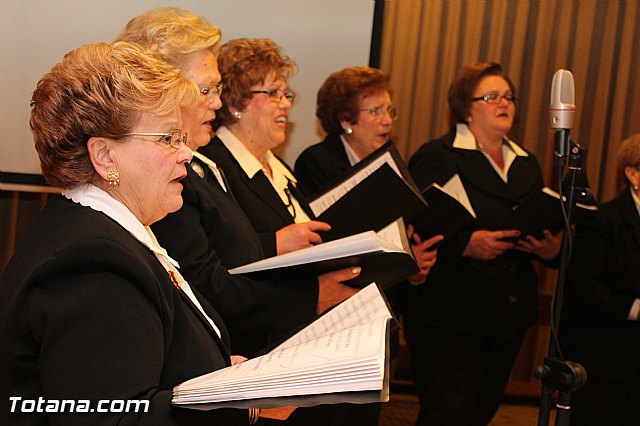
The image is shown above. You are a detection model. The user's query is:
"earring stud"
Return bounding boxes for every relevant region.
[344,127,353,135]
[234,111,242,120]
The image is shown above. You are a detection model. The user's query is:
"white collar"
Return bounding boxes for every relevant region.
[453,123,528,157]
[631,187,640,217]
[62,184,180,269]
[340,134,362,167]
[216,125,297,183]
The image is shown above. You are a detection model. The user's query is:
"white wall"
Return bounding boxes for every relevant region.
[0,0,375,189]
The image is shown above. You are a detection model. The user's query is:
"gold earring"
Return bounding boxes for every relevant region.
[107,169,120,190]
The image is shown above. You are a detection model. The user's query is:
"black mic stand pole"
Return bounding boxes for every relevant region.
[536,134,587,426]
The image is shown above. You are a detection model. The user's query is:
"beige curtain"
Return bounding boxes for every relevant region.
[380,0,640,203]
[379,0,640,393]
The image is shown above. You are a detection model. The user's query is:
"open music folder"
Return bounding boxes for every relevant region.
[172,283,393,410]
[228,218,419,289]
[307,142,427,242]
[410,174,477,239]
[507,186,598,238]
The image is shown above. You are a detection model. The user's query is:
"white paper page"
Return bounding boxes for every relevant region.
[375,219,404,249]
[309,151,402,216]
[542,186,598,211]
[440,174,477,218]
[173,315,388,402]
[228,230,380,274]
[275,284,392,351]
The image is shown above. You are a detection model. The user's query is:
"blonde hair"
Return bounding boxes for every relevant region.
[617,133,640,187]
[30,41,198,188]
[115,7,221,69]
[214,38,296,128]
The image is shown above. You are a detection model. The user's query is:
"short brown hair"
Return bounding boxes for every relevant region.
[617,134,640,186]
[115,7,221,70]
[316,66,391,134]
[214,38,296,129]
[30,41,198,188]
[447,62,516,127]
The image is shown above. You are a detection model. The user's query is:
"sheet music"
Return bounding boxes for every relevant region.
[309,151,402,216]
[172,283,391,404]
[274,283,392,351]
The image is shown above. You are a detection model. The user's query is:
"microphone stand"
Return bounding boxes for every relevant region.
[535,134,587,426]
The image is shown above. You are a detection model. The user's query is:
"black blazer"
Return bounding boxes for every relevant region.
[200,137,314,251]
[560,189,640,386]
[0,195,247,425]
[404,128,546,339]
[294,133,352,197]
[152,155,318,357]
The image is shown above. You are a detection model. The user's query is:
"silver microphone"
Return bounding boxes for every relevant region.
[550,69,575,130]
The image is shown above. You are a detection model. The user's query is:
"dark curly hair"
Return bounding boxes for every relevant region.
[316,66,391,134]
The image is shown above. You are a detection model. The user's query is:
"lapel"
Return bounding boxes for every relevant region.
[190,156,237,203]
[325,133,352,174]
[443,135,539,202]
[176,287,231,360]
[618,189,640,250]
[286,178,316,219]
[247,171,296,224]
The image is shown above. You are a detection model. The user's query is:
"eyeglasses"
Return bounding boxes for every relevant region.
[250,89,295,104]
[360,105,398,120]
[283,186,296,219]
[470,92,517,104]
[123,129,187,149]
[200,82,224,100]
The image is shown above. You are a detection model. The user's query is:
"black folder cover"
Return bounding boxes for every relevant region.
[409,184,476,239]
[246,250,418,290]
[507,188,597,239]
[314,164,427,242]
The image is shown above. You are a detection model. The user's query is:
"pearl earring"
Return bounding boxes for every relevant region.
[466,116,473,123]
[344,127,353,135]
[634,185,639,191]
[234,111,242,120]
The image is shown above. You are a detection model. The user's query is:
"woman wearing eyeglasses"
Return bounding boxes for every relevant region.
[404,62,562,425]
[202,38,334,257]
[294,67,443,286]
[0,41,256,425]
[200,38,366,426]
[295,66,398,196]
[117,9,358,362]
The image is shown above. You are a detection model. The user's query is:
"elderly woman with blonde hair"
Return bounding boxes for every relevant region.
[560,133,640,426]
[0,41,254,424]
[116,8,358,362]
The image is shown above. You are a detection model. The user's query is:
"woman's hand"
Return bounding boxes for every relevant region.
[276,221,331,255]
[230,355,247,365]
[316,267,361,314]
[462,229,520,261]
[515,229,563,260]
[407,225,444,284]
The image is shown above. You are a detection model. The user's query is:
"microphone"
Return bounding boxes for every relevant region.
[550,69,576,175]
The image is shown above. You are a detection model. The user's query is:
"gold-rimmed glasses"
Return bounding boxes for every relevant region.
[123,129,187,149]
